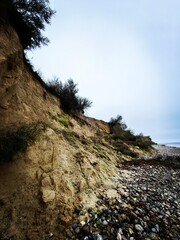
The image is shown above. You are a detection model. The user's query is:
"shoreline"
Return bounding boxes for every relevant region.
[153,144,180,156]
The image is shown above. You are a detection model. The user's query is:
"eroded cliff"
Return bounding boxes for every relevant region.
[0,15,151,240]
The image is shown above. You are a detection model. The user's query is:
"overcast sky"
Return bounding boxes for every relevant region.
[28,0,180,143]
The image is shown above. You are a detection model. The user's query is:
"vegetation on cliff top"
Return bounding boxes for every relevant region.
[0,0,55,49]
[47,78,92,115]
[109,115,154,150]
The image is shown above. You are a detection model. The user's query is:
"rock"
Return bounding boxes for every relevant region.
[155,224,159,232]
[129,228,134,235]
[117,232,122,240]
[80,221,86,226]
[82,225,92,234]
[41,189,55,203]
[41,175,52,188]
[74,227,80,234]
[74,206,82,214]
[151,228,157,233]
[49,232,53,238]
[96,234,103,240]
[118,213,127,221]
[66,229,73,238]
[149,232,158,239]
[102,220,108,226]
[135,224,144,232]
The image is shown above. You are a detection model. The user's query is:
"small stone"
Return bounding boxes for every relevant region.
[155,224,160,232]
[80,221,86,226]
[117,232,122,240]
[149,233,158,240]
[74,206,81,214]
[117,228,123,235]
[122,236,128,240]
[96,234,103,240]
[82,225,92,234]
[72,222,78,230]
[151,228,157,233]
[74,227,80,234]
[66,229,73,238]
[41,189,55,203]
[102,220,108,226]
[130,211,138,219]
[135,224,144,232]
[143,216,150,221]
[49,232,53,238]
[118,213,127,221]
[129,228,134,235]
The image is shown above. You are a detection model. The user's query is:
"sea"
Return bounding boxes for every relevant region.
[164,142,180,148]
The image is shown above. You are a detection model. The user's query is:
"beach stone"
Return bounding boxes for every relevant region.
[102,220,108,226]
[117,232,122,240]
[149,232,158,239]
[118,213,127,221]
[82,225,92,234]
[66,229,73,238]
[70,150,180,240]
[96,234,103,240]
[74,206,82,214]
[74,227,80,234]
[129,228,134,235]
[135,224,144,232]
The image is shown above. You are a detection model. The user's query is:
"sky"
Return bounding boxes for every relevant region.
[28,0,180,143]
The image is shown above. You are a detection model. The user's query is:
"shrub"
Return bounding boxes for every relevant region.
[109,114,153,151]
[109,115,127,132]
[47,78,92,115]
[109,115,133,141]
[0,122,44,163]
[133,135,154,150]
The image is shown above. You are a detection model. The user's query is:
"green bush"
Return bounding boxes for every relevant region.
[109,114,153,151]
[0,122,44,163]
[109,115,127,132]
[133,135,154,150]
[109,115,135,141]
[47,78,92,115]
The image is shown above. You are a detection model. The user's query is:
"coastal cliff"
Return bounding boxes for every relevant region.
[0,13,152,239]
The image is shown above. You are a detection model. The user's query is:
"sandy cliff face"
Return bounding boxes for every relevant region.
[0,20,60,129]
[0,20,123,239]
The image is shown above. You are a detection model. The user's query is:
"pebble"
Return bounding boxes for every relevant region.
[149,232,158,239]
[96,234,103,240]
[102,220,108,226]
[68,160,180,240]
[117,232,122,240]
[135,224,144,232]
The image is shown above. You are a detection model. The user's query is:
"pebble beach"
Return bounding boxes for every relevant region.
[67,145,180,240]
